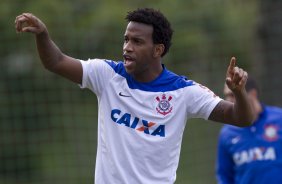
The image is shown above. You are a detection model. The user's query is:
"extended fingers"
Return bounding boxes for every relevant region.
[15,14,25,32]
[226,57,249,91]
[239,70,248,86]
[15,13,45,34]
[231,67,248,88]
[233,67,243,84]
[15,13,29,32]
[15,13,37,33]
[226,57,236,80]
[227,57,236,73]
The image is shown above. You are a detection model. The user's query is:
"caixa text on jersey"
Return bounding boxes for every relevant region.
[111,109,165,137]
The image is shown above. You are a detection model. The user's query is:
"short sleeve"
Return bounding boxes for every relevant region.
[185,82,222,120]
[79,59,116,96]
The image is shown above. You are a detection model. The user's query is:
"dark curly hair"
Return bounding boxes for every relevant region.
[246,76,259,94]
[125,8,173,57]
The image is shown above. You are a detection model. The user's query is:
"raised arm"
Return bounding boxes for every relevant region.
[209,57,255,127]
[15,13,82,84]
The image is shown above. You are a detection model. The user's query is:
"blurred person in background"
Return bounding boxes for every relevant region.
[216,77,282,184]
[15,8,254,184]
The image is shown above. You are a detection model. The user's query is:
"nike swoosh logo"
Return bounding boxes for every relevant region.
[119,92,131,97]
[231,137,240,144]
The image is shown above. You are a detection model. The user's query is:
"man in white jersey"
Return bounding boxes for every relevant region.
[15,8,255,184]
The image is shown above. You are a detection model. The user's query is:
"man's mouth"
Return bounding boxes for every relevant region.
[123,54,134,65]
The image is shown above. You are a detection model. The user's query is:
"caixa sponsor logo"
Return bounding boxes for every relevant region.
[233,147,276,166]
[111,109,165,137]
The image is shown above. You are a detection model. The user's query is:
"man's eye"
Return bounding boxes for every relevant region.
[134,39,141,44]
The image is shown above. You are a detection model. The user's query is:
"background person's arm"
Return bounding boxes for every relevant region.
[216,130,235,184]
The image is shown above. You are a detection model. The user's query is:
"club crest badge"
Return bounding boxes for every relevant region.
[263,124,279,142]
[155,94,173,116]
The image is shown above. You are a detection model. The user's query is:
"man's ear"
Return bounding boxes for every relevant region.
[153,44,165,58]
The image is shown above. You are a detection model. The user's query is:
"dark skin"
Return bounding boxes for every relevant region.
[208,58,255,126]
[15,13,255,127]
[123,21,164,82]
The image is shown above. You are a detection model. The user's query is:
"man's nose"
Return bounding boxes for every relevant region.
[123,41,133,52]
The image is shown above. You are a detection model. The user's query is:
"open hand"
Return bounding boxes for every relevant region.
[15,13,46,35]
[225,57,248,93]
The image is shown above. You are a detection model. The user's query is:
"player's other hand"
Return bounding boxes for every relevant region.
[15,13,47,35]
[225,57,248,94]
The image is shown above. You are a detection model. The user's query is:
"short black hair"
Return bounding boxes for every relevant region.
[246,76,259,93]
[125,8,173,57]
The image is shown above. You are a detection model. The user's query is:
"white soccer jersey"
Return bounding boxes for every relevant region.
[79,59,222,184]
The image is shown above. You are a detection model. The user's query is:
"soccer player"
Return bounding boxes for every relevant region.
[216,77,282,184]
[15,8,254,184]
